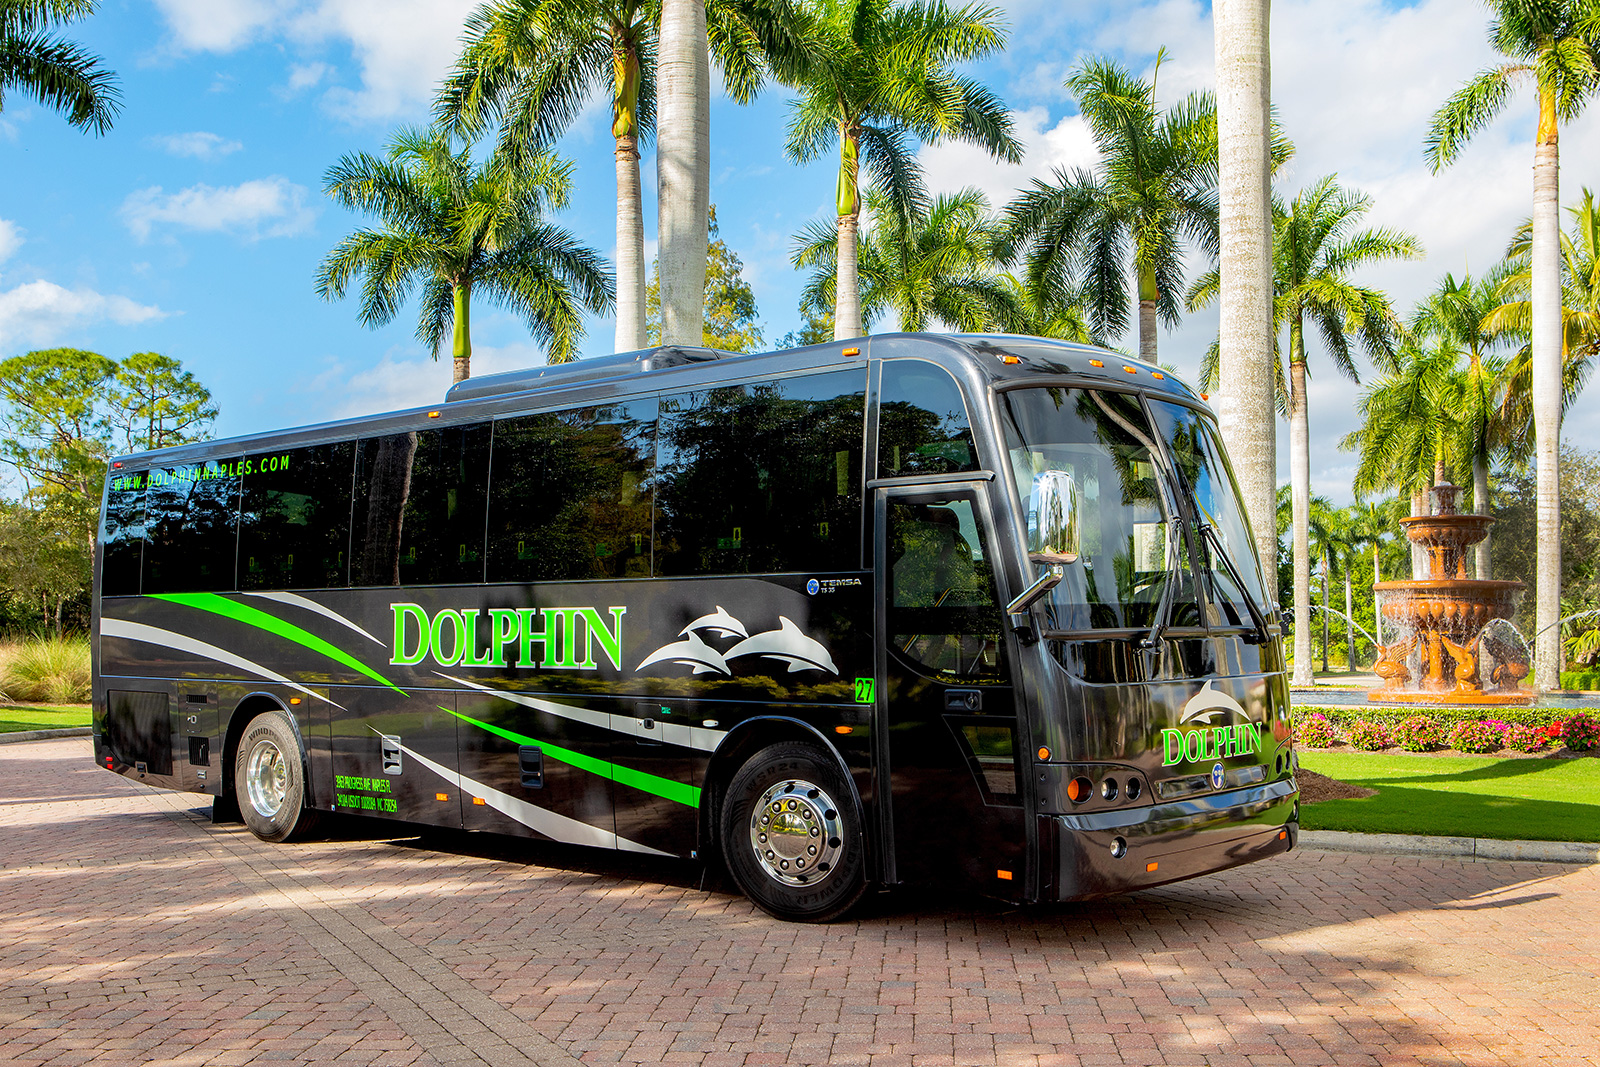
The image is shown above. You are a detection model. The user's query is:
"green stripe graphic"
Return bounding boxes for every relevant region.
[444,707,701,809]
[150,592,406,695]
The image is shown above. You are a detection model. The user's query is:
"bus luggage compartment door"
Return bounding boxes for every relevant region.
[328,689,459,826]
[876,485,1028,895]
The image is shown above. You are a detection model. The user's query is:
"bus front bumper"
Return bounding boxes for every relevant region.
[1044,777,1299,901]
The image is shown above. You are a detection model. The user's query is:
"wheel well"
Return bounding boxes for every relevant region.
[697,717,857,863]
[221,694,302,800]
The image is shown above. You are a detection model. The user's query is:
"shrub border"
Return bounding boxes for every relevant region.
[1293,704,1568,730]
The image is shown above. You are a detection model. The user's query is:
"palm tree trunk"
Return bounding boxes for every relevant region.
[451,282,471,383]
[1473,454,1490,579]
[1410,489,1427,578]
[614,133,647,351]
[1320,549,1329,673]
[1212,0,1277,601]
[1289,330,1313,686]
[1137,263,1159,363]
[1344,562,1355,671]
[657,0,708,347]
[833,124,863,340]
[1531,88,1563,690]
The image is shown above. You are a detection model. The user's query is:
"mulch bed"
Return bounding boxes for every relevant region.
[1297,769,1377,804]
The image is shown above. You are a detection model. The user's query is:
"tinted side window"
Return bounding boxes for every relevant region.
[656,370,866,575]
[238,443,356,590]
[142,460,242,594]
[878,360,980,476]
[487,400,656,582]
[102,470,147,597]
[351,423,490,586]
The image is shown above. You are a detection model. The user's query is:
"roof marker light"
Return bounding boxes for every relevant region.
[1123,365,1138,374]
[842,346,860,356]
[427,410,441,418]
[1002,355,1021,365]
[112,461,123,469]
[1152,372,1165,380]
[1089,359,1104,368]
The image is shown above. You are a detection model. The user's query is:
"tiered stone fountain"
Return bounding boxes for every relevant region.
[1368,485,1533,705]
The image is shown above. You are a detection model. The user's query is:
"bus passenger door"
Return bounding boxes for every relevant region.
[874,485,1028,893]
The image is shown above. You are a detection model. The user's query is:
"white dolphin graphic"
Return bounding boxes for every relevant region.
[636,629,732,675]
[1179,679,1248,724]
[679,605,749,640]
[725,617,839,674]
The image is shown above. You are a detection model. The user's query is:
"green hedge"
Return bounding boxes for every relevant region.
[1560,671,1600,691]
[1292,704,1569,730]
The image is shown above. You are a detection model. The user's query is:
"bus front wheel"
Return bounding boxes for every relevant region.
[720,743,866,922]
[234,710,320,843]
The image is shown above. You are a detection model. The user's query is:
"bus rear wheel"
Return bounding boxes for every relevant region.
[720,743,866,922]
[234,710,320,843]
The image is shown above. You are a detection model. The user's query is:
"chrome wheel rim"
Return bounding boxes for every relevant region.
[748,778,844,887]
[245,738,289,819]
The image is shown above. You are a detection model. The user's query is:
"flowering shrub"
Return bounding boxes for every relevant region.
[1395,715,1443,752]
[1561,712,1600,752]
[1503,724,1548,753]
[1295,712,1340,748]
[1345,719,1393,751]
[1448,719,1504,754]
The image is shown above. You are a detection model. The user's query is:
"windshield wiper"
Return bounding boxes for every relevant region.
[1197,521,1273,645]
[1138,522,1180,652]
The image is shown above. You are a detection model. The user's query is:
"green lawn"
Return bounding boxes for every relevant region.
[1299,751,1600,842]
[0,705,91,734]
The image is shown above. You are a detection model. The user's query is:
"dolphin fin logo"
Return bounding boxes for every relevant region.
[636,630,731,676]
[1180,679,1248,724]
[725,617,838,674]
[680,605,749,640]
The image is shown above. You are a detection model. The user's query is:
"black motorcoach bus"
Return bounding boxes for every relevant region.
[92,334,1299,921]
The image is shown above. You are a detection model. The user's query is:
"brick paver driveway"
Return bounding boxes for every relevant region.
[2,738,1597,1067]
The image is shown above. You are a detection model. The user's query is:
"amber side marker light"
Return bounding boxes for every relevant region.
[436,793,450,802]
[1037,746,1051,761]
[1146,862,1159,873]
[1089,358,1104,367]
[473,797,487,806]
[1152,372,1165,380]
[1278,830,1288,840]
[427,410,441,418]
[996,869,1013,881]
[842,346,860,356]
[1123,365,1138,374]
[289,697,301,705]
[835,725,853,735]
[1002,355,1021,364]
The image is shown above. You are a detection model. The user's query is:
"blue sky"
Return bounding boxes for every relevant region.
[3,0,1598,504]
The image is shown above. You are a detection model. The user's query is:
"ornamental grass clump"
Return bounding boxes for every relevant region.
[1503,724,1548,753]
[1447,719,1504,755]
[0,636,90,704]
[1395,715,1443,752]
[1345,719,1392,751]
[1295,712,1340,748]
[1560,712,1600,752]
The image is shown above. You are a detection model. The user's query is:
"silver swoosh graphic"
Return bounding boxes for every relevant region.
[396,741,672,856]
[101,618,345,709]
[242,591,386,645]
[433,673,727,753]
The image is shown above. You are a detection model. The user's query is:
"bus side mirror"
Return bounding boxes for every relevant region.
[1027,470,1080,564]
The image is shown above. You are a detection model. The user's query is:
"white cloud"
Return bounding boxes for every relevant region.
[149,131,244,159]
[0,218,21,263]
[151,0,480,123]
[309,341,548,419]
[120,177,316,241]
[920,106,1097,209]
[0,280,168,348]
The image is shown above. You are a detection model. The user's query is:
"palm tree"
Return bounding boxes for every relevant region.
[791,187,1016,334]
[657,0,708,347]
[0,0,119,134]
[999,52,1219,364]
[315,128,614,383]
[1194,175,1420,685]
[1213,0,1278,599]
[1426,0,1600,689]
[783,0,1020,342]
[1490,187,1600,443]
[438,0,803,355]
[1307,497,1348,673]
[1412,268,1517,576]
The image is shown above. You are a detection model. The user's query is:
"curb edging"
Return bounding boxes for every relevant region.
[1300,828,1600,864]
[0,727,92,745]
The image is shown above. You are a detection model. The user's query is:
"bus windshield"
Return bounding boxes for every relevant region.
[999,387,1197,631]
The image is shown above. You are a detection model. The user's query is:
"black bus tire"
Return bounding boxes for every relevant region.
[720,742,867,922]
[234,710,320,843]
